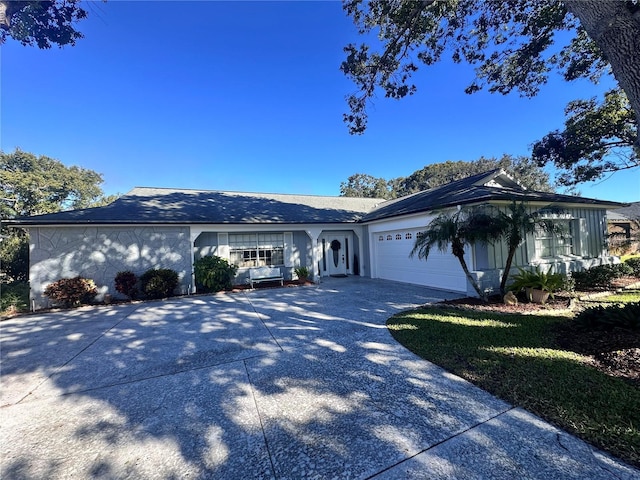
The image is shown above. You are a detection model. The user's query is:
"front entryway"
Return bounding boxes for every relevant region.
[319,232,353,277]
[327,237,346,276]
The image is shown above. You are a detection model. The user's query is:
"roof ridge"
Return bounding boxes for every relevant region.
[129,186,383,201]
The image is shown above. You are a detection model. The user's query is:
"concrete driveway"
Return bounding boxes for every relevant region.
[1,277,638,479]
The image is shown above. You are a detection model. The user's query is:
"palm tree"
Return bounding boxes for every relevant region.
[491,201,561,294]
[410,208,502,302]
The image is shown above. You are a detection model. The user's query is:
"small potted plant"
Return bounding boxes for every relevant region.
[294,266,311,284]
[508,266,565,304]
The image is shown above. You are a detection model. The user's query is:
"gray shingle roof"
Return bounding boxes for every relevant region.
[361,170,623,222]
[7,187,384,225]
[608,201,640,221]
[6,170,623,227]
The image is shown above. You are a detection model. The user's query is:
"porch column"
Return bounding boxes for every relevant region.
[305,227,323,283]
[189,226,205,293]
[351,225,365,277]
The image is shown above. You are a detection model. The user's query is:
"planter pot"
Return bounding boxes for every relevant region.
[297,276,308,285]
[526,288,550,304]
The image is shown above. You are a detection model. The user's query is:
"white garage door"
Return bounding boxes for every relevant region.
[373,228,468,292]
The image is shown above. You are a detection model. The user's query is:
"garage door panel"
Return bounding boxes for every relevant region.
[374,229,467,292]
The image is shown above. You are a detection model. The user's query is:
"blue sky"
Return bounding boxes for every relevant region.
[2,1,638,203]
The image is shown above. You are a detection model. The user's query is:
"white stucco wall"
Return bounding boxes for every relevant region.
[29,226,191,309]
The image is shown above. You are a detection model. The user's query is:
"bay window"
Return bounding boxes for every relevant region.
[229,233,284,267]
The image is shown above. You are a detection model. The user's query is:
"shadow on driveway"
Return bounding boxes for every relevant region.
[1,278,637,479]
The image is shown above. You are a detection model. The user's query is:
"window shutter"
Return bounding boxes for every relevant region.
[573,219,588,257]
[218,233,229,260]
[284,232,293,267]
[525,232,536,262]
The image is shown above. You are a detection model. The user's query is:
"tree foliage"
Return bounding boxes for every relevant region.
[0,0,89,48]
[532,88,639,185]
[0,230,28,282]
[1,149,115,282]
[1,148,108,217]
[341,0,640,133]
[340,173,395,199]
[342,1,640,137]
[340,156,552,199]
[397,155,552,196]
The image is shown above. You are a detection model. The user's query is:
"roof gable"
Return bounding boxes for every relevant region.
[362,169,621,222]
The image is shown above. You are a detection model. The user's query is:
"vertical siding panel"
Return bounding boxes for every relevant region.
[218,233,229,259]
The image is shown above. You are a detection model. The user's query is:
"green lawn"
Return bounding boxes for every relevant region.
[596,290,640,303]
[387,307,639,468]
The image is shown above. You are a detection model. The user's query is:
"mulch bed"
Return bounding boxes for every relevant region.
[439,293,573,314]
[435,291,640,388]
[555,323,639,387]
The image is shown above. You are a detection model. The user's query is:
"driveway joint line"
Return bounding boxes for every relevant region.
[31,352,278,400]
[243,358,278,479]
[243,291,284,353]
[365,405,517,479]
[13,304,142,405]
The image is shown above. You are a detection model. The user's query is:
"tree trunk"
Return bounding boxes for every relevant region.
[456,253,488,302]
[0,1,9,28]
[0,1,20,29]
[499,247,517,294]
[564,0,640,148]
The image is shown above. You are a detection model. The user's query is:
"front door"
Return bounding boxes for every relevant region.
[326,236,347,276]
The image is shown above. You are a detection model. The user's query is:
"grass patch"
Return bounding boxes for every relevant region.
[597,290,640,303]
[388,308,640,467]
[621,254,640,263]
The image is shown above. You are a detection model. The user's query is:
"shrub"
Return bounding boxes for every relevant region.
[572,264,631,291]
[43,276,97,308]
[0,233,29,282]
[508,267,566,296]
[1,281,29,314]
[575,302,640,331]
[114,271,138,300]
[140,268,179,299]
[294,266,310,281]
[194,256,237,292]
[625,257,640,277]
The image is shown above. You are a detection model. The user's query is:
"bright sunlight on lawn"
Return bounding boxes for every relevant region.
[388,304,640,468]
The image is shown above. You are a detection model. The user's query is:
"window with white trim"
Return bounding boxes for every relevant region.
[535,221,573,258]
[229,233,284,267]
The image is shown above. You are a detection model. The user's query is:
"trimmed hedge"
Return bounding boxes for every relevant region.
[140,268,179,299]
[575,302,640,331]
[572,263,633,291]
[625,258,640,277]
